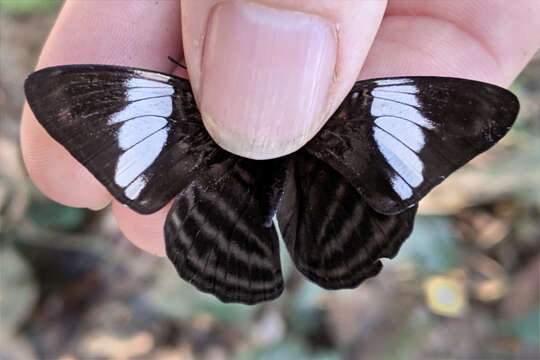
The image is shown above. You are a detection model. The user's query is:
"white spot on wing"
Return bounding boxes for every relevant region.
[375,116,425,152]
[372,89,420,107]
[390,175,413,200]
[126,77,172,89]
[132,71,171,83]
[114,128,168,187]
[375,78,413,86]
[124,78,174,102]
[116,116,168,150]
[374,85,419,94]
[126,88,174,102]
[124,176,147,200]
[371,98,434,130]
[108,96,173,124]
[374,127,424,187]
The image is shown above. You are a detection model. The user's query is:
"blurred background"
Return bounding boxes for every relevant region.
[1,1,539,359]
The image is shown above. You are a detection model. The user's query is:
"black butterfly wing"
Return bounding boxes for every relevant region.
[165,157,286,304]
[24,65,221,214]
[277,151,417,290]
[306,77,519,215]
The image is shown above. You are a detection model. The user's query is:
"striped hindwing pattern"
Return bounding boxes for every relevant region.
[307,77,519,215]
[278,151,417,290]
[165,158,286,304]
[24,65,222,214]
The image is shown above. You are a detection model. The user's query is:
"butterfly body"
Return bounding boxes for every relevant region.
[25,65,519,304]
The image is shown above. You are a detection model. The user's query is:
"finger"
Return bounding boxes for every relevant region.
[21,0,182,211]
[360,0,540,86]
[21,104,111,210]
[112,200,171,257]
[181,0,387,159]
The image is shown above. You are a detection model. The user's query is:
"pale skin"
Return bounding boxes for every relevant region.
[21,0,540,256]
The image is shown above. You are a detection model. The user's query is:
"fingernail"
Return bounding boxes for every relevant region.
[200,2,336,159]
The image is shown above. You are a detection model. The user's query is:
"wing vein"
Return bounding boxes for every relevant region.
[373,123,421,155]
[371,94,422,110]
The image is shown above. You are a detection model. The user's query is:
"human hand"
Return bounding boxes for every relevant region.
[21,0,540,256]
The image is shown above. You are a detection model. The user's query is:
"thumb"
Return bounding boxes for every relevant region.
[182,0,386,159]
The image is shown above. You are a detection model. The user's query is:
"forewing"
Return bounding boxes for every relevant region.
[277,151,417,290]
[24,65,220,214]
[306,77,519,215]
[165,158,285,304]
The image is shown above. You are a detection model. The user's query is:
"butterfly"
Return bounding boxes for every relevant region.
[24,64,519,304]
